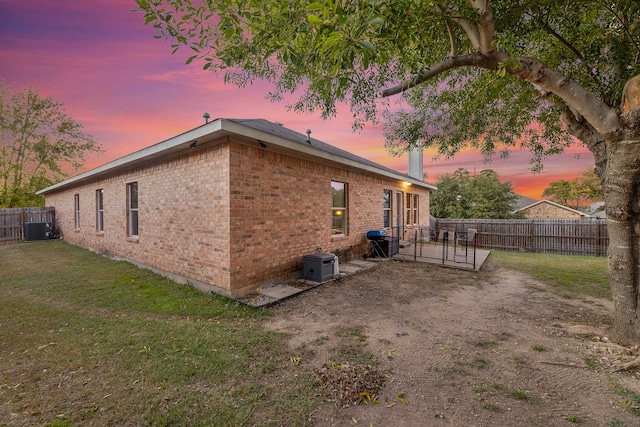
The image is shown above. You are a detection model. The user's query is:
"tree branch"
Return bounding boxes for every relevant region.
[603,4,640,56]
[380,54,494,97]
[560,108,607,180]
[447,12,481,51]
[444,16,457,57]
[475,1,496,56]
[445,1,495,55]
[530,13,605,91]
[508,57,619,135]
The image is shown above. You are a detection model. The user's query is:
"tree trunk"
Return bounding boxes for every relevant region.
[604,111,640,345]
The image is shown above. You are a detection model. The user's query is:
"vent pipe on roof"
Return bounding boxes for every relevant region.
[203,112,210,124]
[306,129,312,144]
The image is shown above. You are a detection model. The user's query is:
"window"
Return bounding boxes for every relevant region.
[96,189,104,232]
[405,193,420,225]
[406,193,411,225]
[127,182,138,237]
[383,190,391,228]
[74,194,80,229]
[331,181,347,236]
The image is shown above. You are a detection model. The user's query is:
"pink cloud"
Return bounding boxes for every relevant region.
[0,1,598,200]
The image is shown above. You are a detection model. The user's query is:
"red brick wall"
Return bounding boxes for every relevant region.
[45,140,431,296]
[227,143,431,293]
[46,143,233,293]
[521,202,585,219]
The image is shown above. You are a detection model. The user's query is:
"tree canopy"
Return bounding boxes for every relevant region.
[136,1,640,344]
[542,168,604,210]
[0,84,101,207]
[430,168,521,219]
[137,0,639,166]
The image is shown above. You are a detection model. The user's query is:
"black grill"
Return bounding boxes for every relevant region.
[366,229,387,241]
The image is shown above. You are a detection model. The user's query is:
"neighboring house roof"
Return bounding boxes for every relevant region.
[515,199,591,218]
[514,194,539,211]
[589,210,607,219]
[38,118,436,195]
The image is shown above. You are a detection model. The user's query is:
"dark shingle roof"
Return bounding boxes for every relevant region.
[228,118,421,182]
[514,194,539,210]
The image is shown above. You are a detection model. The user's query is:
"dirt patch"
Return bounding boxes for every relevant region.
[264,260,640,426]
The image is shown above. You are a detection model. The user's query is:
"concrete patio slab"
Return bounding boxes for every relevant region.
[394,244,491,271]
[260,284,303,299]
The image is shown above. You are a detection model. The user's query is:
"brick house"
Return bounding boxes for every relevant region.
[38,118,435,297]
[516,199,589,220]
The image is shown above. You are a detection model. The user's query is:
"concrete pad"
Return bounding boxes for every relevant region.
[260,284,302,299]
[349,260,377,268]
[338,265,363,274]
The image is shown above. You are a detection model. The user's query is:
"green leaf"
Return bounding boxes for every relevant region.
[307,15,322,25]
[369,17,384,26]
[185,55,197,64]
[359,40,375,51]
[144,14,157,25]
[306,3,324,12]
[134,0,149,9]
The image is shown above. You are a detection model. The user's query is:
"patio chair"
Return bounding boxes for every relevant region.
[438,229,451,242]
[457,229,477,247]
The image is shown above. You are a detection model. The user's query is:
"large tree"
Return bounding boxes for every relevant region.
[431,168,521,219]
[136,1,640,344]
[0,85,101,207]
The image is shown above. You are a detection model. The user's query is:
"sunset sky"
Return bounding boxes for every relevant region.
[0,0,596,198]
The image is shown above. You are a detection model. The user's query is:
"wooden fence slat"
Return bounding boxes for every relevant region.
[434,218,609,257]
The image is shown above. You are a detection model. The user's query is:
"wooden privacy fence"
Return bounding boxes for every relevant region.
[0,207,55,243]
[432,218,609,257]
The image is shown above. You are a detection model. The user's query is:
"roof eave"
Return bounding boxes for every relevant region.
[38,118,436,194]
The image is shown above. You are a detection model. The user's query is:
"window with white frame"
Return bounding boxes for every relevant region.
[96,189,104,232]
[331,181,347,236]
[74,194,80,229]
[127,182,138,237]
[405,193,420,225]
[383,189,391,228]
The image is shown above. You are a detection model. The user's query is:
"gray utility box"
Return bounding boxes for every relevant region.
[24,222,52,241]
[303,253,335,283]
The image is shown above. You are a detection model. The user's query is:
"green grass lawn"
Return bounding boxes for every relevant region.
[0,241,317,426]
[0,241,612,426]
[487,250,610,299]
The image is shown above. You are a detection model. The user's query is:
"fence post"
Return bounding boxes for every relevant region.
[20,209,26,240]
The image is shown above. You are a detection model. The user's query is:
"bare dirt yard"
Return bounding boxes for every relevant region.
[265,259,640,426]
